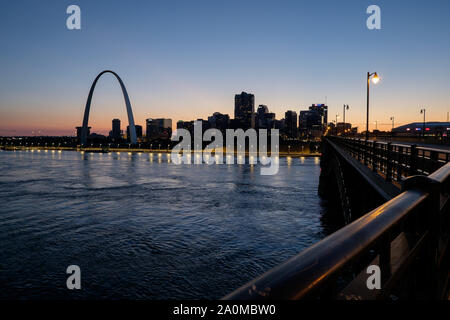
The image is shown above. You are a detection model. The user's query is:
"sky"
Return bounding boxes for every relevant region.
[0,0,449,136]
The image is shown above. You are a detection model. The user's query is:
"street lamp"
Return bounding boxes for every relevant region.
[336,115,340,135]
[390,116,395,131]
[366,72,379,140]
[343,104,349,125]
[420,108,426,138]
[343,105,349,136]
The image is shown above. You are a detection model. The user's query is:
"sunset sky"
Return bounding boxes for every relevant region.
[1,0,449,136]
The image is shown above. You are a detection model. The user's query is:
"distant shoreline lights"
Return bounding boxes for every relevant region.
[171,121,279,175]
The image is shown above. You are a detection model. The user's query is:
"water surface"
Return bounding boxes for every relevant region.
[0,150,328,299]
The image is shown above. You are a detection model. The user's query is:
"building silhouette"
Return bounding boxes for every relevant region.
[299,104,328,138]
[256,105,275,129]
[110,119,122,139]
[393,122,450,136]
[285,110,298,138]
[146,118,172,141]
[208,112,230,133]
[234,91,255,129]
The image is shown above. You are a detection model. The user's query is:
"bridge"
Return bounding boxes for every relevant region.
[225,136,450,300]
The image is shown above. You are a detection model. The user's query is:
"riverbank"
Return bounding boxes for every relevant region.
[1,146,321,158]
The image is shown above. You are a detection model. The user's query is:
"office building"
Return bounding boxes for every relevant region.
[110,119,122,139]
[234,91,255,129]
[284,110,298,138]
[146,118,172,140]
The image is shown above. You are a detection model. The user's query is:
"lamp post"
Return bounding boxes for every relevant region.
[336,115,340,135]
[420,108,426,138]
[390,116,394,131]
[343,104,349,125]
[366,72,379,140]
[343,105,349,136]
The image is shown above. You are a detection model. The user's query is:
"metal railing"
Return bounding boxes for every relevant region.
[224,138,450,300]
[331,137,450,183]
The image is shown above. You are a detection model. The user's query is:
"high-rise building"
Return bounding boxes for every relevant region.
[256,105,275,129]
[309,104,328,127]
[177,120,195,136]
[110,119,122,139]
[208,112,230,132]
[298,104,328,138]
[256,105,268,128]
[285,110,298,138]
[273,119,285,131]
[146,118,172,140]
[257,104,269,115]
[234,91,255,129]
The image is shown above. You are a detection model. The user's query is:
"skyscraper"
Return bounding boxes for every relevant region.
[234,92,255,129]
[256,105,275,129]
[208,112,230,133]
[298,104,328,138]
[285,110,298,138]
[111,119,121,139]
[309,104,328,127]
[146,118,172,141]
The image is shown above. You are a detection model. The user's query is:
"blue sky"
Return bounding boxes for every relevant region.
[1,0,449,135]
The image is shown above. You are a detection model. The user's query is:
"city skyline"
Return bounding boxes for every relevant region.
[1,0,450,136]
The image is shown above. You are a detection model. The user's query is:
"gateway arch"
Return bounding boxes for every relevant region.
[80,70,137,145]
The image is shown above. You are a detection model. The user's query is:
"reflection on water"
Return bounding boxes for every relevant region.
[0,150,330,299]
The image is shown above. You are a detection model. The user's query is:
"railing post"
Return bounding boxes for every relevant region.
[402,175,441,298]
[372,141,377,172]
[386,142,392,182]
[430,150,439,173]
[357,140,362,162]
[364,140,369,166]
[396,146,403,181]
[409,144,417,176]
[379,235,392,287]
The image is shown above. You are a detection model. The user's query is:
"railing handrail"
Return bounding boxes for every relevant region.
[345,137,450,155]
[223,190,430,299]
[224,138,450,300]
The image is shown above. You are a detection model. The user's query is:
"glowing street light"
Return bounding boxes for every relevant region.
[366,71,380,140]
[420,108,426,138]
[372,73,379,84]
